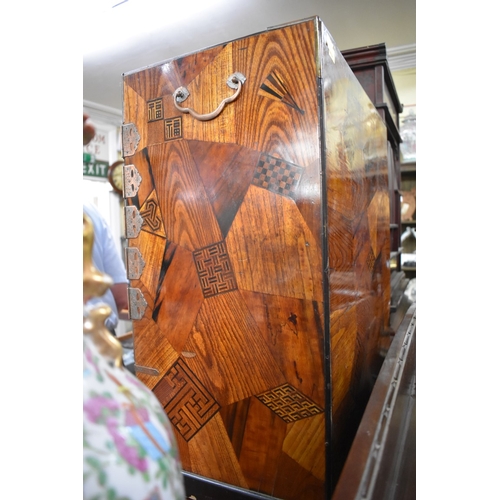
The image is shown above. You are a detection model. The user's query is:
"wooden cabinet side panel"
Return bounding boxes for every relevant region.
[320,26,391,484]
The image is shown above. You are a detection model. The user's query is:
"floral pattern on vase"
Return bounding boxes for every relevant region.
[83,328,186,500]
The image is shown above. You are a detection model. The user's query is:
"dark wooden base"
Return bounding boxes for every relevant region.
[332,295,416,500]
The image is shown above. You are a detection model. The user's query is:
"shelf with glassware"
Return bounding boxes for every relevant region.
[400,162,416,279]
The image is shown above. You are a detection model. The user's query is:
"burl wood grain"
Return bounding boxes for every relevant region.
[123,16,389,500]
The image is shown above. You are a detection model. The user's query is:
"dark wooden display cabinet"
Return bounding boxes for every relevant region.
[400,161,416,279]
[332,300,416,500]
[342,44,403,277]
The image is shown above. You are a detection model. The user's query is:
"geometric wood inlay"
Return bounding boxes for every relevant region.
[252,153,304,199]
[259,71,304,115]
[153,358,220,442]
[193,240,237,298]
[164,116,182,141]
[147,98,163,122]
[141,198,162,232]
[256,383,323,423]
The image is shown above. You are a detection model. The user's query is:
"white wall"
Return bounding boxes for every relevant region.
[393,67,416,110]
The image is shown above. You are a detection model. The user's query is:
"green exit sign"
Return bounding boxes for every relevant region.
[83,152,109,179]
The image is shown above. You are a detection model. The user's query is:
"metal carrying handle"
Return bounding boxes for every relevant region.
[173,72,246,122]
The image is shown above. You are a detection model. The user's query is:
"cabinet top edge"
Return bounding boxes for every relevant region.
[122,16,322,78]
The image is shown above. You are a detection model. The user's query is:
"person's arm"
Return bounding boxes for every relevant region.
[111,282,129,319]
[85,203,129,320]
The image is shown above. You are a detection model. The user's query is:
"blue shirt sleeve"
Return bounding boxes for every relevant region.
[83,202,128,329]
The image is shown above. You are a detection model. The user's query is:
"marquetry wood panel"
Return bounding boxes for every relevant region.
[123,16,389,500]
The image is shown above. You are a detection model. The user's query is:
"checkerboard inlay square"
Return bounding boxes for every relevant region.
[252,153,304,198]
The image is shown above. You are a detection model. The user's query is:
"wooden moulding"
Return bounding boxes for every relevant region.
[341,43,403,149]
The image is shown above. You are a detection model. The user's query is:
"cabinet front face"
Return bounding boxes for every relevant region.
[123,17,389,500]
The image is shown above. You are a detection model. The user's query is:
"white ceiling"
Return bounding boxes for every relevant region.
[83,0,416,113]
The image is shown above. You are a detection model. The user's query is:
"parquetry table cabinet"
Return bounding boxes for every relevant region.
[122,16,390,500]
